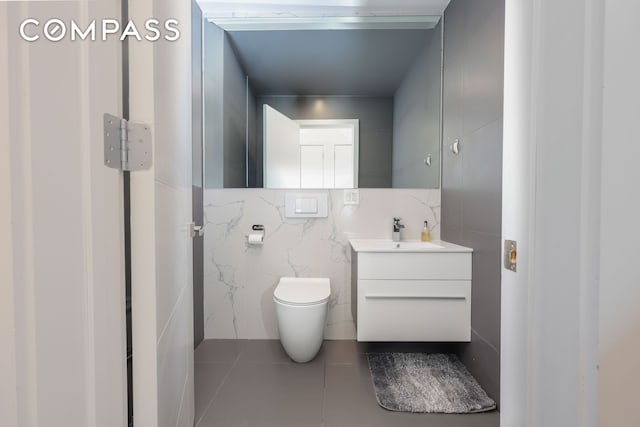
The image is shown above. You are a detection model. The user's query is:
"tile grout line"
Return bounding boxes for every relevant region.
[320,358,328,426]
[194,349,243,427]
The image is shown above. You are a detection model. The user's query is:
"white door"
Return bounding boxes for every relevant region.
[263,104,301,188]
[1,2,126,427]
[300,145,325,188]
[127,1,195,426]
[299,120,358,188]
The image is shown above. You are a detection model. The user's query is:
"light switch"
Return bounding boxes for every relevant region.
[344,189,360,205]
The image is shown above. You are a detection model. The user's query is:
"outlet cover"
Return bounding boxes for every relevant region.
[344,189,360,205]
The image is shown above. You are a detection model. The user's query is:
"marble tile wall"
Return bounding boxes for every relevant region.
[203,188,441,340]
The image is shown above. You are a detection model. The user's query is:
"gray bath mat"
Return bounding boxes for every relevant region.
[367,353,496,413]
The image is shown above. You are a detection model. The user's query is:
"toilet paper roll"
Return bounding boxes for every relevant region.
[247,233,264,246]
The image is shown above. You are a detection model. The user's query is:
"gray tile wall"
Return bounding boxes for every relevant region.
[392,23,442,189]
[247,85,257,188]
[203,21,224,189]
[222,34,248,188]
[441,0,505,403]
[204,23,252,189]
[192,0,204,347]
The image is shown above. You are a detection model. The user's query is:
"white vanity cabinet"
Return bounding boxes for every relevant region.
[349,240,472,342]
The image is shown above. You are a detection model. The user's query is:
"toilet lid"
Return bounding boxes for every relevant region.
[274,277,331,305]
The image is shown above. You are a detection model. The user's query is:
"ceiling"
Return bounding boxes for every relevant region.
[197,1,452,18]
[226,28,436,96]
[198,0,449,97]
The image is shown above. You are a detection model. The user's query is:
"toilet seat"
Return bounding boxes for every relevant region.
[273,277,330,306]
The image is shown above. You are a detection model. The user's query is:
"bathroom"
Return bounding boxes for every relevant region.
[192,0,502,425]
[3,0,639,426]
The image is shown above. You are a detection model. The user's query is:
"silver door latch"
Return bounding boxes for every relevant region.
[190,223,204,238]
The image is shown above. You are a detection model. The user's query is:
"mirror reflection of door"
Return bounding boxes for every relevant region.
[263,105,301,188]
[263,105,359,189]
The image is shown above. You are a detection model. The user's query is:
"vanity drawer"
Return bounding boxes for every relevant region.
[357,252,471,280]
[356,279,471,342]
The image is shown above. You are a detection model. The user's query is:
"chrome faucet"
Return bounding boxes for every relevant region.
[392,217,405,242]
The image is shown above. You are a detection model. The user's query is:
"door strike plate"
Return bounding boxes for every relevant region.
[504,240,517,272]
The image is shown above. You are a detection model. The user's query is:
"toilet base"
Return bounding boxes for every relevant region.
[274,299,328,363]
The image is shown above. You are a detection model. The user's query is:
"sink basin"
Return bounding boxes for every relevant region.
[349,239,471,253]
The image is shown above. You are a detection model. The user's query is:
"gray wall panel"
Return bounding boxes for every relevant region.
[191,0,204,348]
[223,35,248,188]
[247,84,257,188]
[465,230,502,348]
[441,0,505,403]
[203,21,224,188]
[462,119,503,235]
[392,22,442,189]
[441,0,465,148]
[462,0,505,136]
[461,329,501,406]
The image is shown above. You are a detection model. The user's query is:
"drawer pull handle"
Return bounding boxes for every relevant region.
[365,295,466,300]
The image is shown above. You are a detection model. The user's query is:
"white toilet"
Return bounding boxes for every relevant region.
[273,277,331,363]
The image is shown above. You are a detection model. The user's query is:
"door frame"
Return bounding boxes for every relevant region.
[501,0,603,424]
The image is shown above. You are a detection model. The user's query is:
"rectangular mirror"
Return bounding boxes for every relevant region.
[202,15,443,189]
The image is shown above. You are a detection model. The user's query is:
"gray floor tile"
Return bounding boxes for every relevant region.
[322,361,386,427]
[196,413,250,427]
[445,412,499,427]
[194,362,234,423]
[198,413,320,427]
[322,340,360,365]
[239,339,326,367]
[196,340,499,427]
[239,339,292,363]
[199,361,324,427]
[195,339,246,363]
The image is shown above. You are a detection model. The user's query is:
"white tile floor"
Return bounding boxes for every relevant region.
[194,340,499,427]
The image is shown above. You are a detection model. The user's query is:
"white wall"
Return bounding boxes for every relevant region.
[203,188,441,339]
[1,2,127,426]
[128,0,194,426]
[598,2,640,425]
[0,6,18,425]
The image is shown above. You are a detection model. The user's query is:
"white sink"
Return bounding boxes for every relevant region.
[349,239,472,253]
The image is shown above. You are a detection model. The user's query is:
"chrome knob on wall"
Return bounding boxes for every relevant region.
[451,139,460,155]
[424,154,432,166]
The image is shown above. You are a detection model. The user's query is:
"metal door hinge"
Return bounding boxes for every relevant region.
[104,113,152,171]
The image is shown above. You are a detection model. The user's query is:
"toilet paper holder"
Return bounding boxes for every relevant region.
[245,224,265,246]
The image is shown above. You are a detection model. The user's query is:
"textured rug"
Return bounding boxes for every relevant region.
[367,353,496,413]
